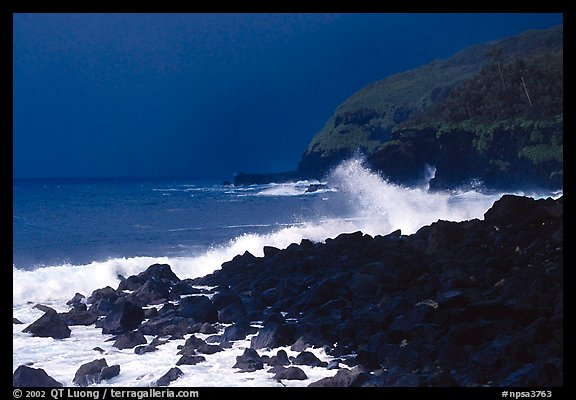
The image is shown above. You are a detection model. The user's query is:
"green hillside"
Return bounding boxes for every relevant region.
[297,24,563,189]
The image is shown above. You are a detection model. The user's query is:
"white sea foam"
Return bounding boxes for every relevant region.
[326,158,503,235]
[13,306,338,387]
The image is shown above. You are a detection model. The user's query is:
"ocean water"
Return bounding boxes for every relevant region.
[13,159,559,387]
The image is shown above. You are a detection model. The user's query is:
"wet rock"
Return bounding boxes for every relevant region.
[197,343,222,354]
[176,355,206,366]
[22,309,71,339]
[118,264,180,291]
[134,344,158,355]
[354,349,380,370]
[13,365,63,387]
[72,358,109,387]
[268,349,290,367]
[177,335,206,356]
[273,366,308,381]
[132,278,171,305]
[113,331,147,349]
[170,281,203,298]
[199,322,218,334]
[144,307,159,319]
[233,348,264,372]
[178,295,218,323]
[263,246,281,257]
[290,337,311,352]
[100,298,144,334]
[250,315,296,350]
[60,307,98,326]
[66,293,86,307]
[220,321,257,347]
[388,303,432,333]
[205,334,222,343]
[87,286,120,305]
[138,315,193,337]
[154,367,183,387]
[99,365,120,381]
[293,351,327,367]
[87,299,115,316]
[308,367,369,387]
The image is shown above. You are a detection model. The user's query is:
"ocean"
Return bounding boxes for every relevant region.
[12,159,558,387]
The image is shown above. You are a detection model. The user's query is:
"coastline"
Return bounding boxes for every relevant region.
[14,194,563,387]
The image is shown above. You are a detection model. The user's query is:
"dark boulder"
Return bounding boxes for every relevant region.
[290,337,311,352]
[250,315,296,350]
[22,309,71,339]
[73,358,110,387]
[176,355,206,366]
[118,264,180,291]
[388,303,433,333]
[272,366,308,381]
[354,349,381,370]
[177,335,206,355]
[13,365,63,387]
[138,315,192,337]
[197,343,223,355]
[113,331,147,349]
[184,335,207,349]
[131,278,171,305]
[233,348,264,372]
[60,307,98,326]
[100,298,144,334]
[99,365,120,381]
[170,281,203,298]
[484,195,541,227]
[205,334,222,343]
[308,367,369,387]
[366,371,422,387]
[178,295,218,323]
[87,286,120,305]
[134,344,158,355]
[218,302,248,324]
[293,351,328,367]
[154,367,183,387]
[263,246,281,257]
[199,322,218,334]
[144,307,159,319]
[212,288,247,323]
[436,289,471,308]
[296,278,352,309]
[268,349,290,367]
[66,293,86,307]
[220,321,257,348]
[87,299,115,316]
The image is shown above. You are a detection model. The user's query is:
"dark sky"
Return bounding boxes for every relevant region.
[13,13,562,179]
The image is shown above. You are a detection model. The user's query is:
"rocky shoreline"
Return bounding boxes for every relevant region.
[13,194,563,387]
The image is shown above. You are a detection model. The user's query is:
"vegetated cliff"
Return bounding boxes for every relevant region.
[235,24,563,191]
